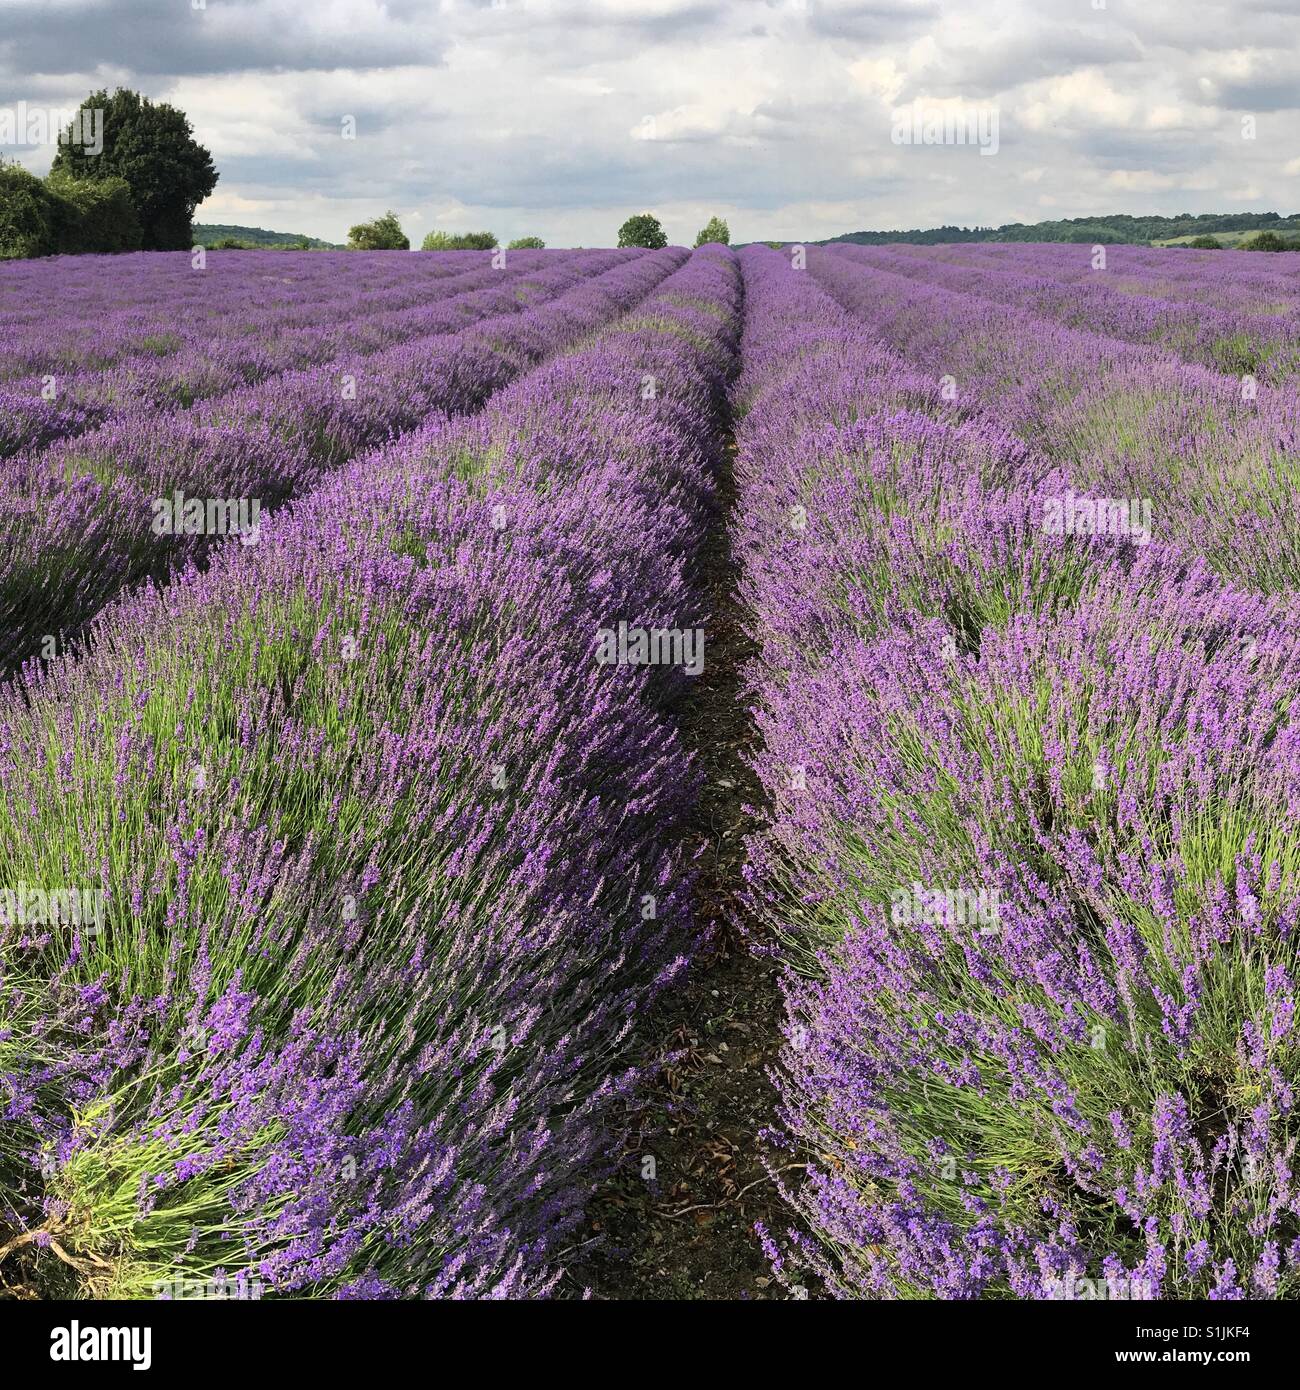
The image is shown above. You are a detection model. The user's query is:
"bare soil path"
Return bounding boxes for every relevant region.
[561,436,791,1300]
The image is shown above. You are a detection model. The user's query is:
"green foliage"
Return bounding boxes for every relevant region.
[827,222,994,246]
[1060,224,1132,243]
[348,211,410,250]
[506,235,545,249]
[50,88,218,251]
[693,216,730,248]
[0,163,62,259]
[0,162,141,258]
[617,213,668,249]
[421,229,497,250]
[825,211,1300,248]
[46,170,142,254]
[193,223,338,249]
[1243,231,1289,252]
[1187,235,1224,249]
[202,236,320,252]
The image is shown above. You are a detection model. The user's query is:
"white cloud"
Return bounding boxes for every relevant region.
[848,56,907,104]
[1018,70,1140,133]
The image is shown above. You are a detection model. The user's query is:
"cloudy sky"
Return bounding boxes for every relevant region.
[2,0,1297,245]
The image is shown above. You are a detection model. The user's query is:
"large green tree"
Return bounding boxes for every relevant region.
[51,89,217,251]
[617,212,667,249]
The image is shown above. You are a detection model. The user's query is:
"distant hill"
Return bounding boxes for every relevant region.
[192,223,342,250]
[824,212,1300,247]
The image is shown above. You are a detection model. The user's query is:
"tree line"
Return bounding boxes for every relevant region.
[827,211,1300,247]
[347,210,731,251]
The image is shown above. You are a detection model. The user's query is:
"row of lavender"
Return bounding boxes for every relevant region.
[0,246,741,1297]
[825,241,1300,381]
[1,249,685,676]
[737,244,1300,1299]
[0,250,639,457]
[0,249,570,377]
[881,241,1300,315]
[808,246,1300,595]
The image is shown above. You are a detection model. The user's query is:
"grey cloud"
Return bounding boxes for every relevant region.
[0,0,441,78]
[915,27,1147,99]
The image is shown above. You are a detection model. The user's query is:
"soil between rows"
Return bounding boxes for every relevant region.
[561,435,794,1301]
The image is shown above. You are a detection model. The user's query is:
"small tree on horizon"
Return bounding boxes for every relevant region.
[617,213,667,249]
[349,211,409,250]
[693,215,730,248]
[507,235,545,249]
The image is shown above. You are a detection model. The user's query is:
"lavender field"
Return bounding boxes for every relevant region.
[2,238,1299,1304]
